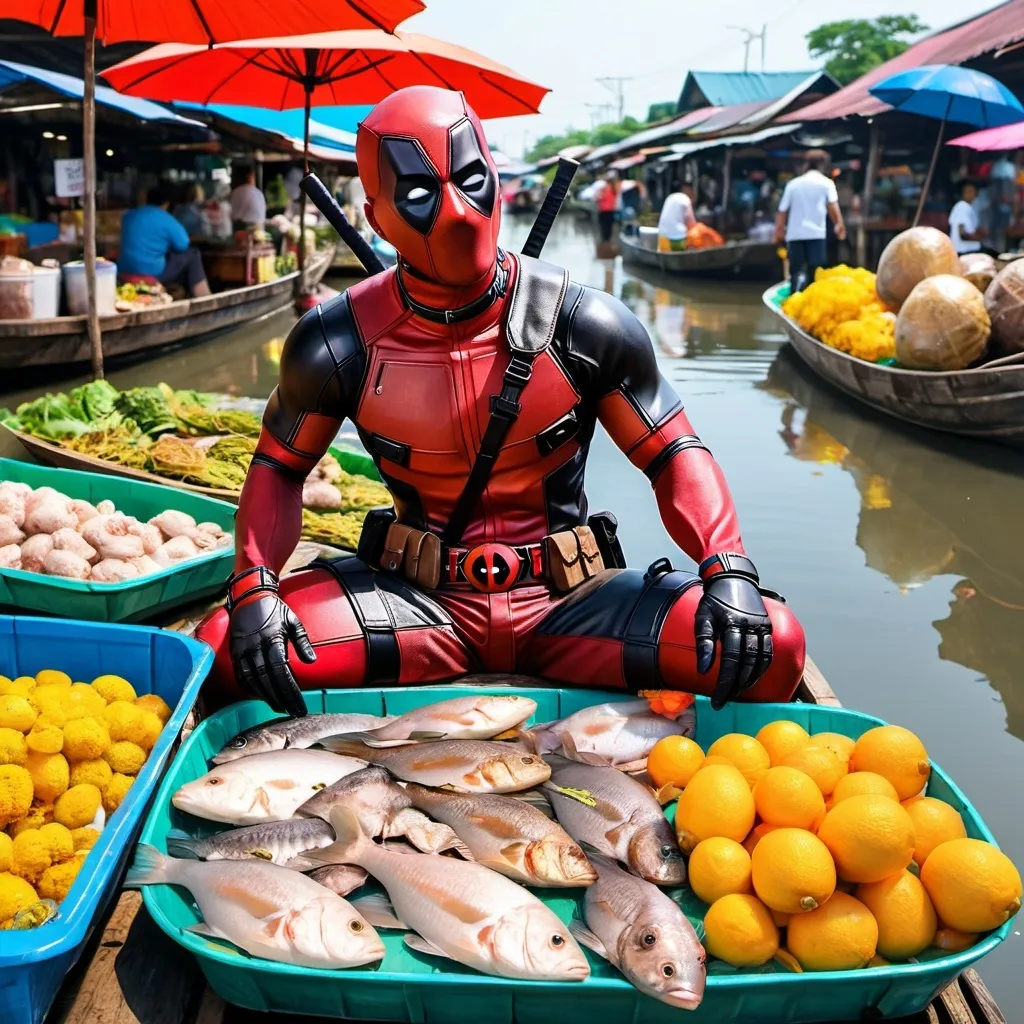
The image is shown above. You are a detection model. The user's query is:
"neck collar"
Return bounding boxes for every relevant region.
[397,250,509,325]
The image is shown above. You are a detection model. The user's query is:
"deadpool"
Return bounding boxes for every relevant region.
[197,85,806,718]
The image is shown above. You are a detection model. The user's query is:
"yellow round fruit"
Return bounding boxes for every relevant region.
[902,792,926,809]
[674,764,755,854]
[905,797,967,867]
[703,893,779,967]
[811,732,856,767]
[851,726,930,801]
[781,745,847,796]
[751,828,836,914]
[743,823,781,856]
[134,694,172,725]
[35,670,71,689]
[831,772,899,806]
[920,839,1022,933]
[0,695,38,734]
[102,702,146,745]
[754,767,826,830]
[787,892,879,971]
[932,926,978,952]
[91,675,137,704]
[817,795,916,883]
[688,837,752,904]
[647,735,705,789]
[755,720,810,767]
[698,755,733,771]
[855,870,936,960]
[707,734,771,788]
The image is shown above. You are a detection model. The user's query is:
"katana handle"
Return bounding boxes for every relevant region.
[300,173,386,276]
[521,157,580,259]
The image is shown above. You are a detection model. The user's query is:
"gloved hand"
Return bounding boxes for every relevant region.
[227,568,316,718]
[694,553,774,710]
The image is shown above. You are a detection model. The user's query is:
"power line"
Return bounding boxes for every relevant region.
[596,76,634,122]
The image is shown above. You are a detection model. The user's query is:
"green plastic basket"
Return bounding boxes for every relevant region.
[137,688,1012,1023]
[0,458,235,622]
[330,442,381,482]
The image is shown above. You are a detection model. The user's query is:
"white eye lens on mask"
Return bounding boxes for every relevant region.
[406,186,431,201]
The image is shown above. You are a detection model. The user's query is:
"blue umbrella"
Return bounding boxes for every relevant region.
[869,64,1024,225]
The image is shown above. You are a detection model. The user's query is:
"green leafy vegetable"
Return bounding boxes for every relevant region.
[114,386,178,436]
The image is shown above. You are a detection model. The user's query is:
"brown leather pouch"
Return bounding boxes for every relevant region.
[380,523,416,574]
[380,523,442,589]
[544,526,605,593]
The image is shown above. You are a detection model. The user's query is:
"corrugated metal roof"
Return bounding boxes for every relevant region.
[661,123,800,161]
[691,100,772,134]
[682,70,821,108]
[586,107,718,162]
[783,0,1024,122]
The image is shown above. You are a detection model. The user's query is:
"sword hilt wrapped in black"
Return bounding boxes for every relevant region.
[522,157,580,259]
[300,173,386,276]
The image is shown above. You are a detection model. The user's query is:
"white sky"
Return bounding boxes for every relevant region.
[407,0,1001,156]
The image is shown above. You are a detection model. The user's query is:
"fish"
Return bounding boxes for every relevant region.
[570,851,706,1010]
[125,843,384,969]
[166,819,336,870]
[171,750,368,826]
[212,713,395,763]
[542,756,685,885]
[318,738,551,794]
[307,864,369,897]
[296,765,471,857]
[403,783,596,887]
[523,698,696,769]
[331,694,538,747]
[310,806,590,982]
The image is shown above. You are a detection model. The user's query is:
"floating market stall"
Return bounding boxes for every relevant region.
[620,231,781,280]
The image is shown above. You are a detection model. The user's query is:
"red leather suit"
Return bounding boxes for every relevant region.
[197,86,805,707]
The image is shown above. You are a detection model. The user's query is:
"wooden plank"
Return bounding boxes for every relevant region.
[797,655,841,706]
[960,970,1006,1024]
[935,978,980,1024]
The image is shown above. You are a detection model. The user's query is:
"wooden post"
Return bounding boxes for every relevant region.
[913,119,946,228]
[83,1,103,379]
[857,121,881,269]
[296,49,316,297]
[720,147,732,234]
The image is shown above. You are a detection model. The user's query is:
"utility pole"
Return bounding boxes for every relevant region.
[729,24,768,72]
[584,102,614,129]
[596,76,633,122]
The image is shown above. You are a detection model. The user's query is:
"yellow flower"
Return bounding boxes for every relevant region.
[0,728,28,767]
[0,872,38,924]
[37,853,86,903]
[53,785,102,830]
[38,822,75,864]
[11,830,51,883]
[0,764,33,828]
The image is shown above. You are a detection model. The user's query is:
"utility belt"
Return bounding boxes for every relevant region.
[357,507,625,595]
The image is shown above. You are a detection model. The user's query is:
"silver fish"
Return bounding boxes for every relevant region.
[125,844,383,969]
[311,806,590,981]
[213,713,395,763]
[334,694,538,747]
[403,783,596,887]
[319,738,551,794]
[172,750,368,826]
[543,756,685,885]
[307,864,369,897]
[570,852,706,1010]
[524,699,696,769]
[166,819,336,870]
[297,765,471,857]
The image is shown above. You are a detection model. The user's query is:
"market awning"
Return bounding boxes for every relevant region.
[178,103,356,152]
[0,59,203,126]
[947,120,1024,148]
[609,152,648,170]
[781,0,1024,123]
[659,124,799,161]
[586,107,719,163]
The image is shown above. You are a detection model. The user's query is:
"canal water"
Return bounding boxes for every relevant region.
[4,213,1021,1005]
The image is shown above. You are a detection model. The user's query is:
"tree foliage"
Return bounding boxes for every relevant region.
[526,113,660,162]
[646,101,677,123]
[807,16,928,85]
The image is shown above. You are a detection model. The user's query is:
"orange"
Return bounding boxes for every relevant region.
[743,823,781,856]
[856,870,937,960]
[811,732,856,768]
[831,772,899,806]
[646,735,704,789]
[687,837,752,904]
[703,894,779,967]
[755,720,810,767]
[753,767,825,830]
[787,892,878,971]
[706,734,771,788]
[674,764,755,854]
[932,926,978,952]
[905,797,967,866]
[751,828,836,914]
[698,755,733,771]
[816,795,915,883]
[850,725,930,801]
[781,745,847,796]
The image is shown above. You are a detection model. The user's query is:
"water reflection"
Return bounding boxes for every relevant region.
[765,347,1024,738]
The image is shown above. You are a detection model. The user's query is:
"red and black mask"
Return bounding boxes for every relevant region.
[358,86,500,287]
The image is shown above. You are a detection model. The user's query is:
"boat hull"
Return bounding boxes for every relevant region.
[763,283,1024,448]
[620,232,780,279]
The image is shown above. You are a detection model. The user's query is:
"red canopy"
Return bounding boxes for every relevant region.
[102,30,549,118]
[948,121,1024,149]
[4,0,424,45]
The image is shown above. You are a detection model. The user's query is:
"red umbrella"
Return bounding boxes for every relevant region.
[6,1,423,378]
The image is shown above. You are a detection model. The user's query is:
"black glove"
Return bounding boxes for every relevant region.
[227,567,316,718]
[694,553,774,710]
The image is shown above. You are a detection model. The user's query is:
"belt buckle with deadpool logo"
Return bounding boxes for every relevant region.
[463,543,522,593]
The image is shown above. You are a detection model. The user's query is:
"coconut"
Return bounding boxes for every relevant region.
[959,252,999,294]
[984,259,1024,357]
[876,227,961,310]
[895,275,991,370]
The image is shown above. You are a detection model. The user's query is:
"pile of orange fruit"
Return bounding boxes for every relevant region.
[647,722,1022,972]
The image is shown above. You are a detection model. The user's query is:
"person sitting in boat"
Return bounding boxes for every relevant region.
[657,185,696,252]
[948,181,989,256]
[119,184,211,297]
[173,183,211,239]
[195,85,806,719]
[231,166,268,232]
[775,150,846,293]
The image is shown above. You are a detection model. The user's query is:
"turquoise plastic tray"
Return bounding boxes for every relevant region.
[0,458,236,622]
[0,615,213,1024]
[138,688,1011,1023]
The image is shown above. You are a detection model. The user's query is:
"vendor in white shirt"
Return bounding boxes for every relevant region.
[657,185,696,252]
[948,182,987,255]
[230,166,267,231]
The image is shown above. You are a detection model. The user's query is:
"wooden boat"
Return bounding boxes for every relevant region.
[764,282,1024,449]
[620,230,780,279]
[0,245,334,372]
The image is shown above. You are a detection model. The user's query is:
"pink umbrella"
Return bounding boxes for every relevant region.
[948,122,1024,150]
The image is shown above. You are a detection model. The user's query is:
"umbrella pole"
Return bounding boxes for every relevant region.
[296,50,315,298]
[83,0,103,379]
[913,118,946,228]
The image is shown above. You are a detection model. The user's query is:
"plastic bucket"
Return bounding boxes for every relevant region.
[31,265,60,319]
[62,260,117,316]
